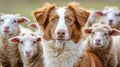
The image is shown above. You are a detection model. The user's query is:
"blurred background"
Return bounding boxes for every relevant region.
[0,0,120,21]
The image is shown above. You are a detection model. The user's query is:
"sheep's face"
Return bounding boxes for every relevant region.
[102,10,120,27]
[95,7,120,27]
[0,14,30,37]
[90,28,110,47]
[9,33,41,58]
[87,10,101,23]
[84,24,120,48]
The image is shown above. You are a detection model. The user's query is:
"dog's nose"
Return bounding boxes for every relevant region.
[57,29,66,36]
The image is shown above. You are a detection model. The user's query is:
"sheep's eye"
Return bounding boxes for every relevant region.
[115,14,119,16]
[33,41,36,44]
[104,33,108,36]
[0,19,4,22]
[103,13,107,16]
[13,20,17,23]
[21,41,23,44]
[92,32,95,35]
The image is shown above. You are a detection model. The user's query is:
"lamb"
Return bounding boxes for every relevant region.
[84,23,120,67]
[94,6,120,30]
[85,9,102,27]
[0,14,30,67]
[28,22,42,36]
[9,32,43,67]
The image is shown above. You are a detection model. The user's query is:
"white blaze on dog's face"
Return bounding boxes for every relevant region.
[9,33,41,58]
[84,24,120,48]
[54,7,69,40]
[0,14,30,37]
[33,3,90,43]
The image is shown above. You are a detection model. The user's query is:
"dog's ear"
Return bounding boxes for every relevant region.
[33,3,56,26]
[67,2,90,27]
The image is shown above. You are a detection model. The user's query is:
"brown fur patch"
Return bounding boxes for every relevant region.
[33,2,90,43]
[74,51,103,67]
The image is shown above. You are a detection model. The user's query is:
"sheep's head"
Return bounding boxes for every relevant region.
[94,7,120,27]
[0,14,30,37]
[9,33,41,58]
[84,24,120,48]
[87,9,102,23]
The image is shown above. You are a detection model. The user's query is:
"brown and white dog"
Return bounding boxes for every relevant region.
[33,2,103,67]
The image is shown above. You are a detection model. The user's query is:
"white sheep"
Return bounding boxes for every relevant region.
[28,22,42,36]
[85,9,102,27]
[84,23,120,67]
[0,14,30,67]
[9,32,43,67]
[94,6,120,30]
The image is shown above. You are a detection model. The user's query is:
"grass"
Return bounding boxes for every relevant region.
[0,0,120,27]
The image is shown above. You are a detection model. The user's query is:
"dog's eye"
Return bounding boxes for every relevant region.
[66,17,72,22]
[51,18,58,23]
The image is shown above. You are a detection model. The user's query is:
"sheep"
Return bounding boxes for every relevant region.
[28,22,42,36]
[85,9,102,27]
[0,14,30,67]
[9,32,43,67]
[84,23,120,67]
[83,9,102,40]
[94,6,120,30]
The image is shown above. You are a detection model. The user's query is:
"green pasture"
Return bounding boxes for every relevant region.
[0,0,120,27]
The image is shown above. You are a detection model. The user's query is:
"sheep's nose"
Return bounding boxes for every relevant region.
[109,19,113,23]
[4,26,9,30]
[57,29,66,37]
[26,51,31,55]
[109,19,113,25]
[95,39,101,43]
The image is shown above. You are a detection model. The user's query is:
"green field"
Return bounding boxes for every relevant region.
[0,0,120,27]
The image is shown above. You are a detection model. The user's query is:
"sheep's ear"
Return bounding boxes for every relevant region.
[109,29,120,36]
[95,11,103,16]
[18,17,30,24]
[9,37,20,43]
[84,28,92,34]
[28,23,37,29]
